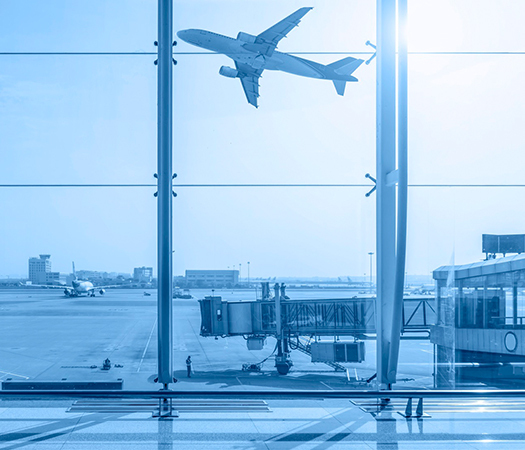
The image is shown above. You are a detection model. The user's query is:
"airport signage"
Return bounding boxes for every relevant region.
[483,234,525,256]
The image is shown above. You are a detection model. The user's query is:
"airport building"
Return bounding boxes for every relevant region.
[185,269,239,287]
[28,254,59,284]
[133,266,153,283]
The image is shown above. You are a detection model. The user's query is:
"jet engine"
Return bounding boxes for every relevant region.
[219,66,239,78]
[64,288,71,296]
[237,32,256,44]
[99,289,106,295]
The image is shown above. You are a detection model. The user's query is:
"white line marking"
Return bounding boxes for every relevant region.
[137,318,157,373]
[320,381,334,390]
[0,370,30,379]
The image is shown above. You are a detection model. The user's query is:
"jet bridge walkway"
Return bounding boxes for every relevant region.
[199,295,435,338]
[199,292,435,374]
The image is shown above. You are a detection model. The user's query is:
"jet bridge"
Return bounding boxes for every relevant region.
[199,283,435,374]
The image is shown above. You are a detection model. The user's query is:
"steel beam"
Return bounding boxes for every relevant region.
[376,0,397,387]
[2,389,525,399]
[157,0,173,387]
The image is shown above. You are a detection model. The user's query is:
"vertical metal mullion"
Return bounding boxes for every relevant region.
[157,0,173,388]
[376,0,397,388]
[388,0,408,383]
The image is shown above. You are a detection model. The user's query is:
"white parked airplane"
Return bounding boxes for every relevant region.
[32,263,117,297]
[177,7,364,107]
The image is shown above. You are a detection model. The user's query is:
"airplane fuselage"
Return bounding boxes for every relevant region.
[178,29,357,82]
[67,280,103,297]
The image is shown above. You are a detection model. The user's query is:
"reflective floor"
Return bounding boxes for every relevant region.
[1,398,525,449]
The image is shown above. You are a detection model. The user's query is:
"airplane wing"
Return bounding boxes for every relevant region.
[257,7,313,50]
[235,62,263,108]
[28,284,70,289]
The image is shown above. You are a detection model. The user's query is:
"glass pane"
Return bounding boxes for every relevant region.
[409,55,525,185]
[0,188,157,387]
[0,56,156,185]
[0,1,156,52]
[174,188,376,384]
[409,0,525,52]
[404,187,525,389]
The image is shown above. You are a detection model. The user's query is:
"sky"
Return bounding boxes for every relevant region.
[1,1,525,279]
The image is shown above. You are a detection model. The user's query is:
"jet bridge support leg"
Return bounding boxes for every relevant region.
[274,283,293,375]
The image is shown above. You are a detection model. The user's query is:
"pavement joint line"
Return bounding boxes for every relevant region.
[137,318,157,373]
[0,370,30,379]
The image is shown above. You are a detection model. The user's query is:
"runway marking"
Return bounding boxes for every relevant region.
[320,381,334,390]
[0,370,29,379]
[137,318,157,373]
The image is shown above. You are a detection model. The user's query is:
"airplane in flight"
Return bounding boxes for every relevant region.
[32,263,116,297]
[177,7,364,107]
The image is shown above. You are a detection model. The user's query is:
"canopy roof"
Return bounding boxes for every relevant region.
[433,253,525,281]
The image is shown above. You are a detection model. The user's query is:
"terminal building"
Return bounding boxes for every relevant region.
[133,267,153,283]
[432,235,525,388]
[185,269,239,287]
[28,254,60,285]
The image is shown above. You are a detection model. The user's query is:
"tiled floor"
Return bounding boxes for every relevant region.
[1,399,525,449]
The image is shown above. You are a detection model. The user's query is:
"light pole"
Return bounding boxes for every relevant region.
[368,252,374,295]
[247,262,250,287]
[239,263,242,284]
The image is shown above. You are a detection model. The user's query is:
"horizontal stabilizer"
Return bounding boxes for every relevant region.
[332,80,346,96]
[328,56,364,77]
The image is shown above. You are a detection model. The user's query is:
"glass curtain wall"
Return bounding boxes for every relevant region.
[2,0,524,391]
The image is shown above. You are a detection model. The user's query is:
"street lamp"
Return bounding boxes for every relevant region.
[247,261,250,287]
[368,252,374,295]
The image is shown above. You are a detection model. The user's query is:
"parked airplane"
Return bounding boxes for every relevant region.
[32,263,117,297]
[177,7,364,107]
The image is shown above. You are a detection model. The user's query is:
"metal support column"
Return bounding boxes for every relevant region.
[157,0,173,388]
[274,283,282,356]
[376,0,397,388]
[387,0,408,383]
[513,283,518,326]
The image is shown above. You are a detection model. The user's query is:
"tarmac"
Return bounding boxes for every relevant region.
[0,288,433,391]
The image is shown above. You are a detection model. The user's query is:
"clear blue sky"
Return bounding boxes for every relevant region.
[1,1,525,278]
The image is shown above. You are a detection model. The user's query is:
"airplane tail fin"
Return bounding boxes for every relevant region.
[328,57,364,96]
[72,262,77,280]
